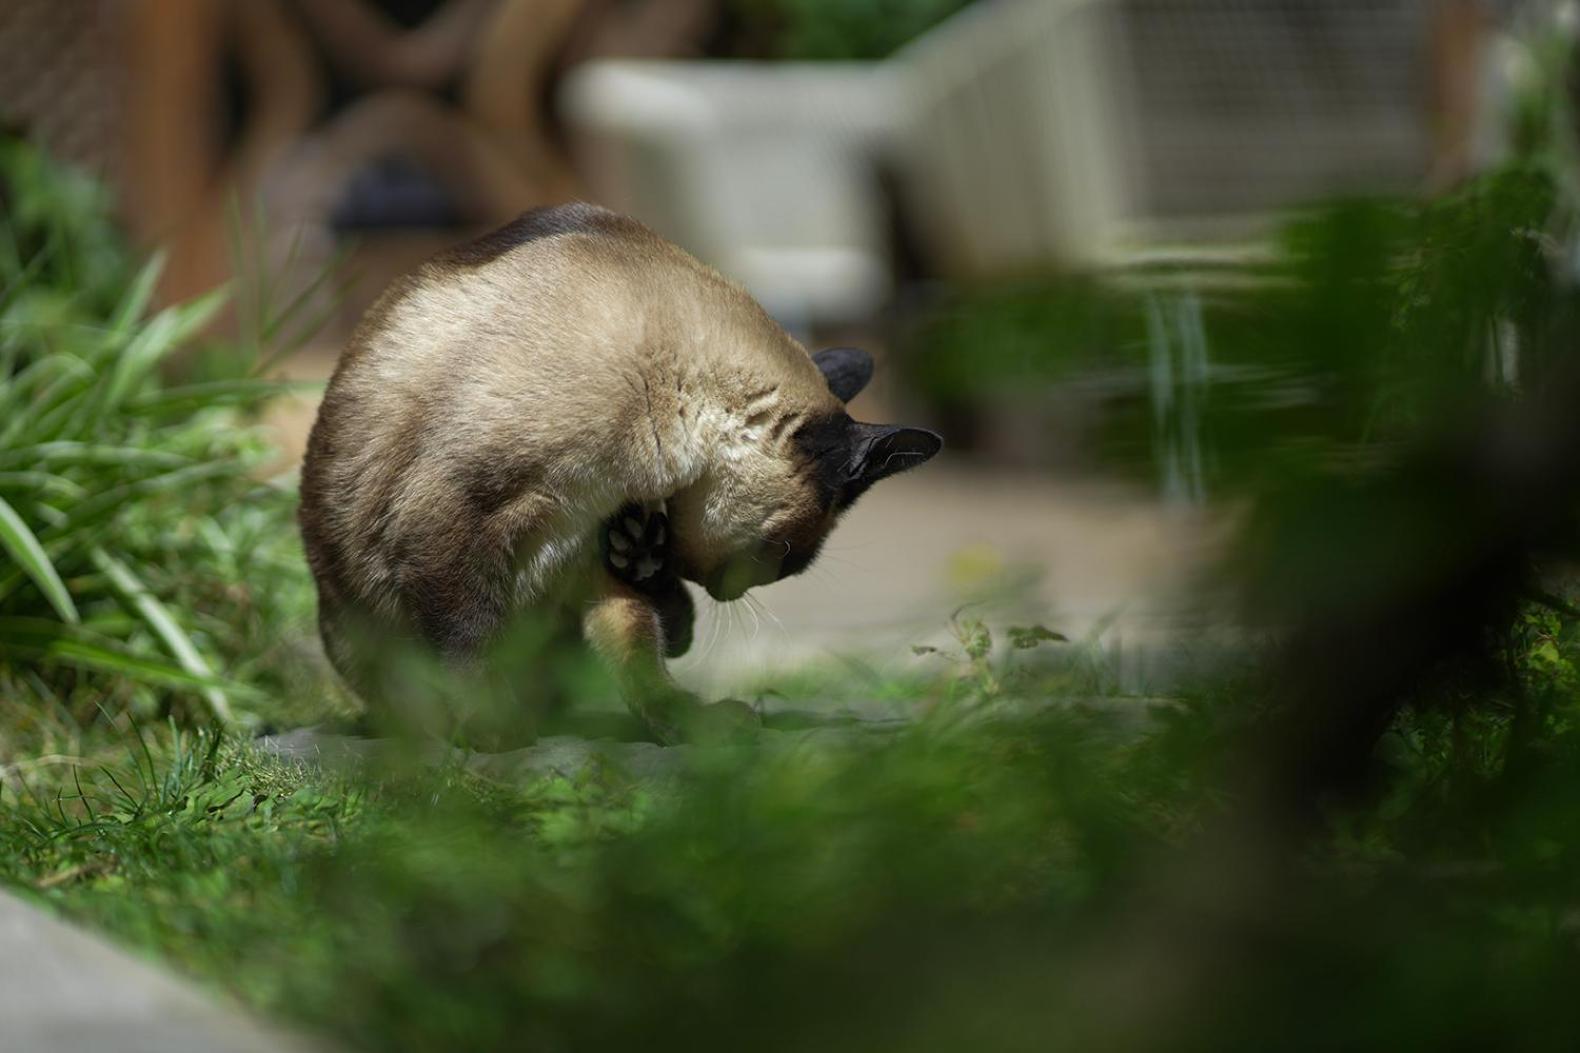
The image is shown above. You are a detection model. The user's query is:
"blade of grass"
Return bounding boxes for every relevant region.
[51,460,244,537]
[0,237,50,315]
[98,287,229,413]
[0,441,189,472]
[0,472,86,501]
[253,247,357,374]
[107,251,166,337]
[224,194,259,354]
[126,378,317,417]
[0,616,260,700]
[0,493,78,622]
[3,366,101,448]
[89,547,235,723]
[0,354,94,444]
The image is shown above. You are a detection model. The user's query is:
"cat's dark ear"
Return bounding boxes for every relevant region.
[846,423,942,498]
[813,347,874,403]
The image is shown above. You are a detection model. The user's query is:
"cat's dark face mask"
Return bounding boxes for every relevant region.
[698,348,942,602]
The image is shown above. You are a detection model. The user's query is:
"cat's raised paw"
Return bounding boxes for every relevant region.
[602,503,670,587]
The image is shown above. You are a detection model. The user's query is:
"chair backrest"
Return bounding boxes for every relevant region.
[896,0,1435,274]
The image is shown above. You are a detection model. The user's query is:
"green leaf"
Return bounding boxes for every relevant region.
[98,286,228,412]
[108,250,166,336]
[0,493,78,622]
[90,547,235,723]
[126,378,313,417]
[0,616,259,700]
[1008,625,1069,650]
[961,619,992,660]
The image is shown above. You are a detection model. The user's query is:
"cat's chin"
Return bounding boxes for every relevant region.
[699,565,756,603]
[703,579,751,603]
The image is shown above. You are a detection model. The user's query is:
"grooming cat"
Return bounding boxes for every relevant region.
[298,204,941,742]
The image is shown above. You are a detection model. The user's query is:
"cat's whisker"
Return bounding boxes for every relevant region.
[686,596,708,666]
[745,593,786,637]
[737,601,752,645]
[701,596,726,665]
[715,599,736,658]
[730,599,750,649]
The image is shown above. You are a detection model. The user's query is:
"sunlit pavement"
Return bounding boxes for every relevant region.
[673,460,1226,697]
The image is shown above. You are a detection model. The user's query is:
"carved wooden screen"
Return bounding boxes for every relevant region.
[0,0,723,337]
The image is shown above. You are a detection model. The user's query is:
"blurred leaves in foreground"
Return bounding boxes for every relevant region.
[910,167,1569,492]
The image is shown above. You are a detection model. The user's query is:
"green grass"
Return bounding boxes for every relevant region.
[0,645,1145,1051]
[6,624,1580,1051]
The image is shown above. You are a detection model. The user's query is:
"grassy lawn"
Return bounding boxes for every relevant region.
[0,661,1137,1050]
[8,632,1580,1051]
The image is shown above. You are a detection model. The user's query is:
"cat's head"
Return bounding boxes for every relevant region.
[667,348,942,601]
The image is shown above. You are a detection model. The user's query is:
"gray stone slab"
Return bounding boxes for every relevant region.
[0,889,320,1053]
[256,694,1172,787]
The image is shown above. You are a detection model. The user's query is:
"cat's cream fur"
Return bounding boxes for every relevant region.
[299,204,938,741]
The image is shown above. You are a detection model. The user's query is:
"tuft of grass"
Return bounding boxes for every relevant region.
[0,137,322,734]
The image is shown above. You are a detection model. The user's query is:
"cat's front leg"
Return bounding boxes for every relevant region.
[581,582,696,743]
[588,506,754,743]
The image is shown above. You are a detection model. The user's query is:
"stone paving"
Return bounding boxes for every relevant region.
[0,889,320,1053]
[259,695,917,782]
[667,461,1222,697]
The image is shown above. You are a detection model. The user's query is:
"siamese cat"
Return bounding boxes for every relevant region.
[298,203,941,743]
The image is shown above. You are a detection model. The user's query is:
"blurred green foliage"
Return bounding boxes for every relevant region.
[728,0,975,60]
[910,167,1568,493]
[5,603,1580,1051]
[0,137,132,316]
[0,138,319,734]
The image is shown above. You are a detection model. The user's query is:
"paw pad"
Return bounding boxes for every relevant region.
[603,504,669,585]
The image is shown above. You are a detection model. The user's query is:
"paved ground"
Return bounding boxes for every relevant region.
[667,461,1223,695]
[0,890,319,1053]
